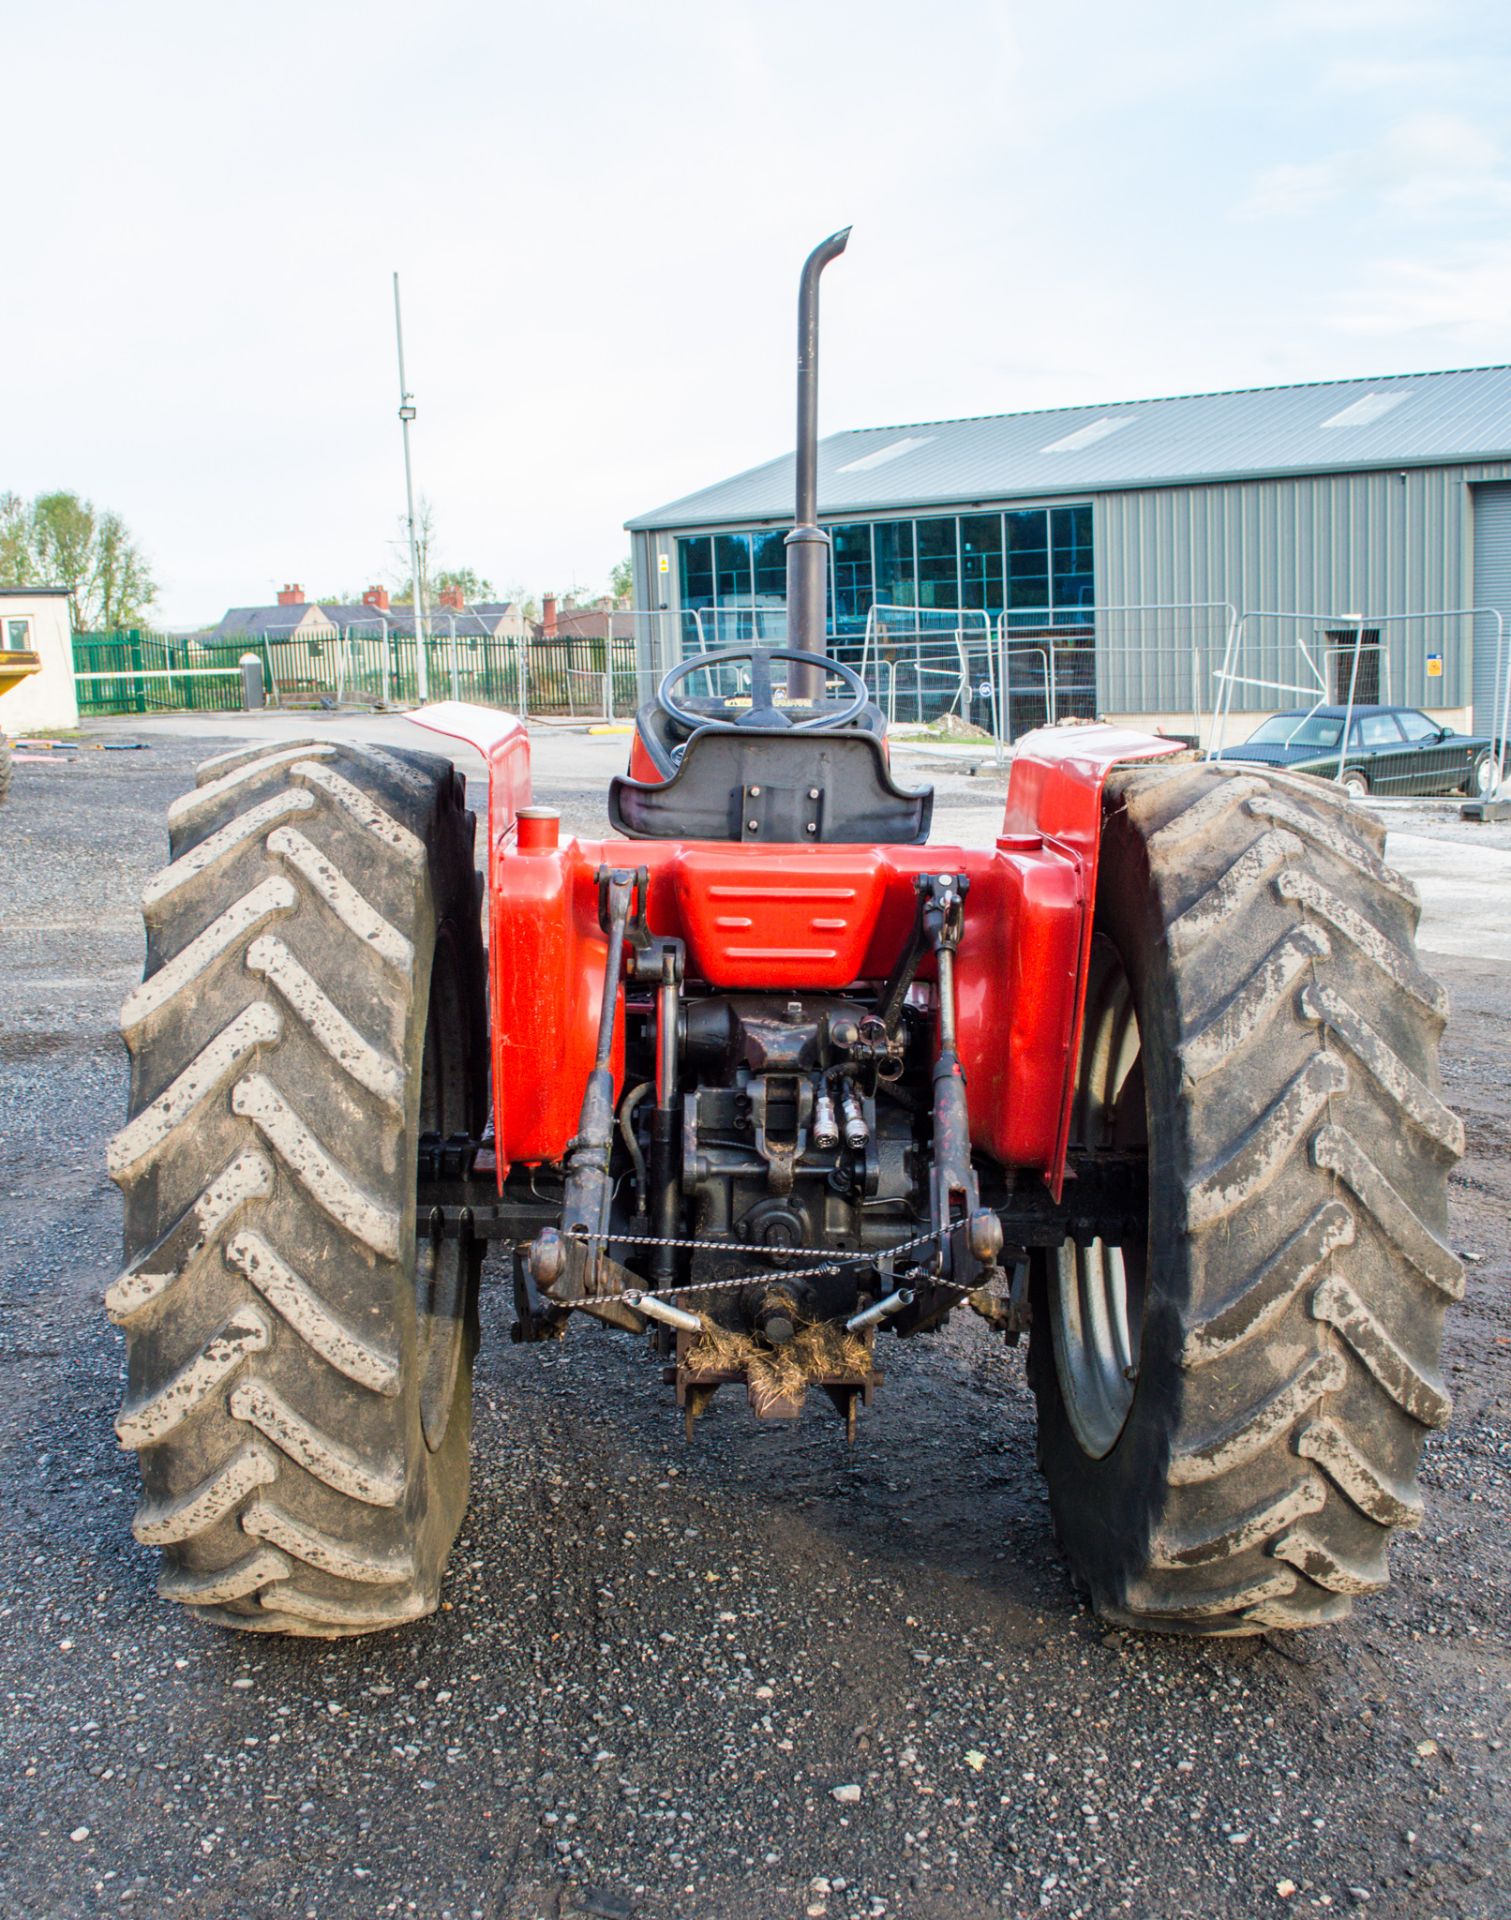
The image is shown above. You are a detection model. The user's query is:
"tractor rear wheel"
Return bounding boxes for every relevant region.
[1028,761,1462,1633]
[108,739,487,1635]
[0,732,11,804]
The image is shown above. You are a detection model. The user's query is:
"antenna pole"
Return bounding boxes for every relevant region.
[393,272,430,704]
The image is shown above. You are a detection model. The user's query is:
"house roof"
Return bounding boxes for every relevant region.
[427,609,501,635]
[625,363,1511,532]
[206,604,334,640]
[319,602,406,631]
[0,585,71,598]
[206,598,529,639]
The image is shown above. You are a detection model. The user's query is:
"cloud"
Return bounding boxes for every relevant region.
[1259,0,1435,31]
[1241,111,1511,218]
[1323,244,1511,346]
[1243,160,1344,219]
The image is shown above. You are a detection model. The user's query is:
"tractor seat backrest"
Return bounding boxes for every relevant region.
[608,727,933,844]
[632,697,888,780]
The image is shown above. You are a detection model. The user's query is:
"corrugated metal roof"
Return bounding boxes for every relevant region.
[626,364,1511,531]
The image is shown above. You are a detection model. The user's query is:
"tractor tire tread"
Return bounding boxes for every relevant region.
[1034,760,1459,1634]
[109,741,481,1636]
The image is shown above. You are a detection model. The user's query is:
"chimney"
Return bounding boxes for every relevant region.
[277,583,303,606]
[439,583,466,611]
[362,585,391,612]
[542,592,558,638]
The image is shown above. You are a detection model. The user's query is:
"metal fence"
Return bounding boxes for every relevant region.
[1211,607,1484,727]
[995,602,1236,745]
[71,603,1511,803]
[73,632,257,716]
[1208,607,1509,798]
[72,626,646,722]
[859,607,996,738]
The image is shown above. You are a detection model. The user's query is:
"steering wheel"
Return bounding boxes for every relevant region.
[657,645,869,735]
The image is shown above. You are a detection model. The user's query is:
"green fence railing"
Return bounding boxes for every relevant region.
[72,632,254,717]
[72,628,645,720]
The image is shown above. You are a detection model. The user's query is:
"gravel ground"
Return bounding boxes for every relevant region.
[0,729,1506,1920]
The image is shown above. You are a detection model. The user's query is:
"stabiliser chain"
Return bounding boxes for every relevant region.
[417,858,1149,1344]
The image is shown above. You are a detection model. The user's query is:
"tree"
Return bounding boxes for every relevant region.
[0,490,156,630]
[0,494,32,585]
[385,498,502,609]
[92,511,158,632]
[610,555,634,605]
[396,566,496,606]
[389,495,437,608]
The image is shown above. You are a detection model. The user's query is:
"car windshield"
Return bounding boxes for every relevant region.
[1244,713,1343,750]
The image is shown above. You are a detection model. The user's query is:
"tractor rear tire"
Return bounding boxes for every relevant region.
[1028,760,1462,1634]
[0,732,11,804]
[108,738,487,1635]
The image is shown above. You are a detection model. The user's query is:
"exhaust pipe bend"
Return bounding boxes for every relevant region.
[785,226,851,700]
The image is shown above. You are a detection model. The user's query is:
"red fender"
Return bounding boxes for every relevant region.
[1003,724,1187,1193]
[408,700,531,847]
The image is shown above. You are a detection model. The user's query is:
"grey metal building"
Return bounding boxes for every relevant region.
[626,364,1511,734]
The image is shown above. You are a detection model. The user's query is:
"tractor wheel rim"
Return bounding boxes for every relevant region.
[415,925,469,1453]
[1051,935,1148,1460]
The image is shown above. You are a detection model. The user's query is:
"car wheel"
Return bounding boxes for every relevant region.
[1339,769,1370,801]
[1466,748,1497,798]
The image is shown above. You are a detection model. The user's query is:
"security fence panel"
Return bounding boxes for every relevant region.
[1209,608,1504,798]
[994,602,1236,747]
[80,604,1497,796]
[690,603,788,651]
[525,630,642,720]
[73,632,257,716]
[860,606,996,745]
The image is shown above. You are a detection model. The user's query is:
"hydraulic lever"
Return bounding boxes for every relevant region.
[918,873,1003,1305]
[528,867,650,1332]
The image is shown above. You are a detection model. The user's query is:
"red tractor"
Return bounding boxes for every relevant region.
[109,233,1460,1638]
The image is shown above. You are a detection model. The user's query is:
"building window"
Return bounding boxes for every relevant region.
[1051,504,1094,623]
[678,536,713,609]
[915,517,959,610]
[713,532,753,606]
[870,521,916,611]
[1006,510,1050,614]
[5,618,31,651]
[831,524,875,633]
[960,513,1004,614]
[675,504,1093,638]
[752,529,786,603]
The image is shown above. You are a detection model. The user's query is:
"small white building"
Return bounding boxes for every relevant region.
[0,587,79,732]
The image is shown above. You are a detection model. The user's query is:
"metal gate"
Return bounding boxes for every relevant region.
[1472,482,1511,740]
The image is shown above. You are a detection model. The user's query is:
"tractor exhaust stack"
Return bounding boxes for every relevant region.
[785,226,850,700]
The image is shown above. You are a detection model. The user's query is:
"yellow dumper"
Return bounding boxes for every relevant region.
[0,643,41,801]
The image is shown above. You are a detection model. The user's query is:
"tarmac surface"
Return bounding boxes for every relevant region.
[1,716,1507,1920]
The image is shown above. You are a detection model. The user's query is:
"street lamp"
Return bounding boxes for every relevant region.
[392,273,429,703]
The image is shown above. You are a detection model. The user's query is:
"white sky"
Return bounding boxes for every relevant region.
[8,0,1511,625]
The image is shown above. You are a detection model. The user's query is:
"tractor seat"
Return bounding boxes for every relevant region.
[608,726,933,844]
